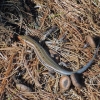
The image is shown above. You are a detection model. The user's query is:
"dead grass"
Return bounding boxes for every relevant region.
[0,0,100,100]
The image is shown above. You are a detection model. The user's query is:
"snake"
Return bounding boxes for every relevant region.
[18,35,98,75]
